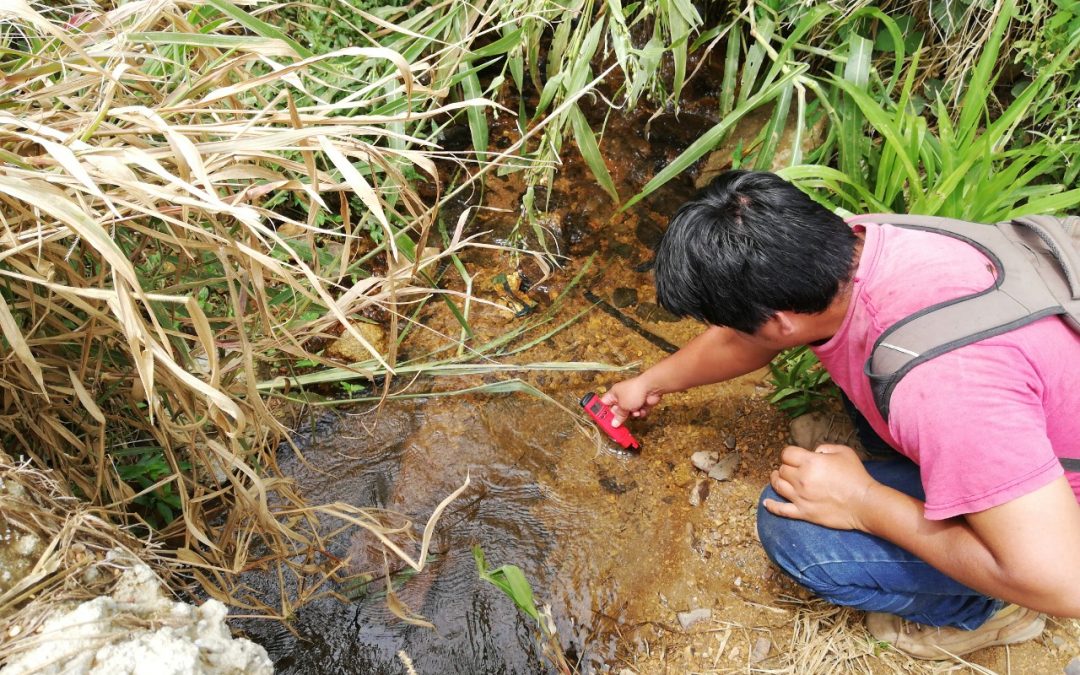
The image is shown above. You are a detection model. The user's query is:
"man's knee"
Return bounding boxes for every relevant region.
[756,485,803,575]
[756,484,845,598]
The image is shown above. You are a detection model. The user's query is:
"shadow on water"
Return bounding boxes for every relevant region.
[234,395,627,674]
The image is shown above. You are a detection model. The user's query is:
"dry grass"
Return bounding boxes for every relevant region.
[0,454,172,664]
[0,0,531,612]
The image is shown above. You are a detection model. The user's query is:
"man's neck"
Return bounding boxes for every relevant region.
[808,235,863,343]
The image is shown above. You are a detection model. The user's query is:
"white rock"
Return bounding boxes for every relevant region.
[13,534,38,557]
[676,608,712,630]
[690,451,719,472]
[0,562,272,675]
[749,636,771,664]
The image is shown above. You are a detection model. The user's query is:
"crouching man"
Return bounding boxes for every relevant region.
[602,170,1080,659]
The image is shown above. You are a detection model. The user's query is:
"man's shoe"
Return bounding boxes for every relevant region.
[788,411,868,458]
[866,604,1046,660]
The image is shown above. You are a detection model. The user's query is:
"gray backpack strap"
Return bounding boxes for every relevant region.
[848,214,1080,471]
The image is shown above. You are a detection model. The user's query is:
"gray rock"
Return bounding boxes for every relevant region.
[707,453,740,482]
[691,451,719,472]
[634,301,680,323]
[676,608,712,630]
[1066,656,1080,675]
[689,479,710,507]
[611,287,638,308]
[749,637,771,664]
[724,435,737,450]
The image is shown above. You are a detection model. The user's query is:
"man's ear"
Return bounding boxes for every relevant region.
[769,310,799,338]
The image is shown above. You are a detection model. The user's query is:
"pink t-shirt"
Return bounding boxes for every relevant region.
[812,223,1080,520]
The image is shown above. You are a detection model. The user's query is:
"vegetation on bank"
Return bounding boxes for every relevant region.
[0,0,1076,634]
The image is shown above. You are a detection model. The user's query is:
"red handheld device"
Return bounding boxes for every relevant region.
[580,392,641,451]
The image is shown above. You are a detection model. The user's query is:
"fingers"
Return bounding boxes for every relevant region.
[608,404,627,427]
[762,498,803,520]
[779,445,814,466]
[814,443,854,456]
[766,471,807,521]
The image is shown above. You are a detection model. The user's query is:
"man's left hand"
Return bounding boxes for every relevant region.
[763,444,876,531]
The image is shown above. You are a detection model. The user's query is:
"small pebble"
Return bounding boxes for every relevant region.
[749,637,771,664]
[724,435,736,450]
[707,453,740,482]
[689,479,710,507]
[691,451,719,472]
[677,608,712,630]
[611,287,638,308]
[1066,656,1080,675]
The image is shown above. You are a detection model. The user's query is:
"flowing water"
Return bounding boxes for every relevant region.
[234,377,783,674]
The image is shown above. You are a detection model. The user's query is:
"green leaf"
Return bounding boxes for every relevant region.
[719,25,740,118]
[569,104,619,204]
[459,63,488,161]
[753,82,793,170]
[473,547,540,623]
[205,0,312,58]
[467,27,523,60]
[837,32,873,183]
[623,64,806,211]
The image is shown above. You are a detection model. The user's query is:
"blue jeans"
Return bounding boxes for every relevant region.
[756,403,1003,629]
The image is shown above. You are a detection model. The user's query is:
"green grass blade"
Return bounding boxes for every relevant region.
[837,32,872,185]
[737,17,775,105]
[569,104,619,204]
[624,64,806,211]
[459,63,488,161]
[205,0,312,58]
[720,24,741,117]
[753,82,793,170]
[956,0,1014,147]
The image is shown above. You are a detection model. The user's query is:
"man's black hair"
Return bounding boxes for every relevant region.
[654,170,857,334]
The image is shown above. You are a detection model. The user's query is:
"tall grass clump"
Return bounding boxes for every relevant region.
[271,0,706,250]
[0,0,582,606]
[786,0,1080,219]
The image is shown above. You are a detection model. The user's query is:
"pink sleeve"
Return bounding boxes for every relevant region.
[887,341,1062,520]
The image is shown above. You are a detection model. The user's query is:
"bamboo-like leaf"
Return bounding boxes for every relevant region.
[68,368,105,424]
[837,33,872,186]
[737,17,774,105]
[569,104,619,204]
[205,0,312,58]
[753,82,793,170]
[720,25,740,118]
[0,177,139,288]
[0,291,46,396]
[956,0,1014,148]
[127,31,297,56]
[624,65,806,211]
[459,63,488,161]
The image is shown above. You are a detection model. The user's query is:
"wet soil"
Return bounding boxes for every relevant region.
[235,104,1080,674]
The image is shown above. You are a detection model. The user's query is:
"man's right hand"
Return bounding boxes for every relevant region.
[600,376,664,427]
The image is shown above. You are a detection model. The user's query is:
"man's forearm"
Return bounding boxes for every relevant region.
[641,326,778,394]
[858,481,1080,617]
